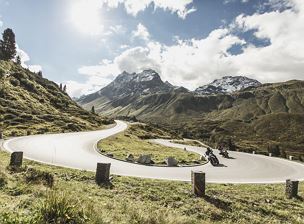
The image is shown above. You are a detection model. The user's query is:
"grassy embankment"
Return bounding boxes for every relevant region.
[0,150,304,223]
[0,60,113,137]
[97,123,205,166]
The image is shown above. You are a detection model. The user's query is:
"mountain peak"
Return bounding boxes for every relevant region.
[78,69,172,104]
[195,75,261,95]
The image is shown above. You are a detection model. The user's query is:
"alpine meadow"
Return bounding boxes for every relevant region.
[0,1,304,223]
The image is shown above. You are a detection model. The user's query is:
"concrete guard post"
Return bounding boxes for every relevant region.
[191,171,206,197]
[10,151,23,167]
[96,163,111,185]
[286,179,299,199]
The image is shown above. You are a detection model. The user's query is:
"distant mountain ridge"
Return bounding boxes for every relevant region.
[78,70,262,105]
[78,69,173,105]
[195,76,261,95]
[76,69,304,159]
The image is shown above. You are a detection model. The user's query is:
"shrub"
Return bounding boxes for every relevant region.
[25,168,54,188]
[0,171,8,188]
[20,113,33,120]
[20,78,36,92]
[38,191,89,224]
[267,144,280,157]
[66,123,81,132]
[9,77,20,86]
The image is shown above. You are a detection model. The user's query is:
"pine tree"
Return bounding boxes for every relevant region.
[63,85,67,92]
[37,71,43,77]
[0,47,3,60]
[16,55,21,65]
[91,106,95,114]
[0,28,16,61]
[59,83,63,90]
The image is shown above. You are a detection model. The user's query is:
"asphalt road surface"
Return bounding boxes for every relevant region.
[3,120,304,183]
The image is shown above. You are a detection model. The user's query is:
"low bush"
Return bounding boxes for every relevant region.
[0,171,8,188]
[37,191,89,224]
[9,77,20,86]
[25,167,54,188]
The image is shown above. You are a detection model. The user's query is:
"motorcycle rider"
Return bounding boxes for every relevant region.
[206,147,213,156]
[218,144,224,155]
[205,147,219,166]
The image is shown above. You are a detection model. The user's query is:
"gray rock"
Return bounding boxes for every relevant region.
[137,154,152,164]
[200,155,205,161]
[126,154,135,162]
[165,157,178,167]
[106,153,114,158]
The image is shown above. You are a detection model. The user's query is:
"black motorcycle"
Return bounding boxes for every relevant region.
[219,149,229,158]
[206,152,219,166]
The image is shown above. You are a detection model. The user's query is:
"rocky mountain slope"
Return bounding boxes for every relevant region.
[77,70,304,159]
[77,69,174,110]
[0,60,112,137]
[195,76,261,95]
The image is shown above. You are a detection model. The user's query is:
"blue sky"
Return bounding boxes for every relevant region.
[0,0,303,97]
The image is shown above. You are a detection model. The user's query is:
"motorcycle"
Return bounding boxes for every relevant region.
[219,149,229,158]
[206,152,220,166]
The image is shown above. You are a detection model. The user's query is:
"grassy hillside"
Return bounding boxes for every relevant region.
[0,150,303,223]
[0,61,113,137]
[85,80,304,159]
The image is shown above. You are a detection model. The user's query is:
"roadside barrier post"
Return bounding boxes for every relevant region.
[289,156,293,161]
[0,132,3,139]
[10,151,23,167]
[252,151,256,154]
[191,171,205,197]
[269,153,272,157]
[286,179,299,199]
[96,163,111,185]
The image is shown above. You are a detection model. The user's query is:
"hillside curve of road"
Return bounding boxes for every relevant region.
[3,120,304,183]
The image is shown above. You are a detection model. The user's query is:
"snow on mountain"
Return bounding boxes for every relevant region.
[77,69,173,104]
[195,76,261,95]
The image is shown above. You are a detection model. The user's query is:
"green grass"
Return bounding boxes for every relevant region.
[171,139,208,148]
[97,123,204,166]
[0,60,113,137]
[0,150,303,223]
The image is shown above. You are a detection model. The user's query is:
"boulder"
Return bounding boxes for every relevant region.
[126,154,135,162]
[106,153,114,158]
[200,155,205,160]
[165,157,178,167]
[137,154,152,164]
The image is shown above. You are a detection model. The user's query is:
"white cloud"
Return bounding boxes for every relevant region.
[132,23,150,41]
[102,0,196,19]
[73,0,304,97]
[120,44,130,49]
[28,65,42,73]
[16,45,43,73]
[65,76,113,98]
[69,0,104,36]
[67,60,120,97]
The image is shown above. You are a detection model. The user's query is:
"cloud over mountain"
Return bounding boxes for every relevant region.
[69,0,304,97]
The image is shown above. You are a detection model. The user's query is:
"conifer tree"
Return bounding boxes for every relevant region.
[91,106,95,114]
[16,55,21,65]
[0,28,16,61]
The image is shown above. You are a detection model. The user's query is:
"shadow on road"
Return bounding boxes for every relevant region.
[215,164,227,167]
